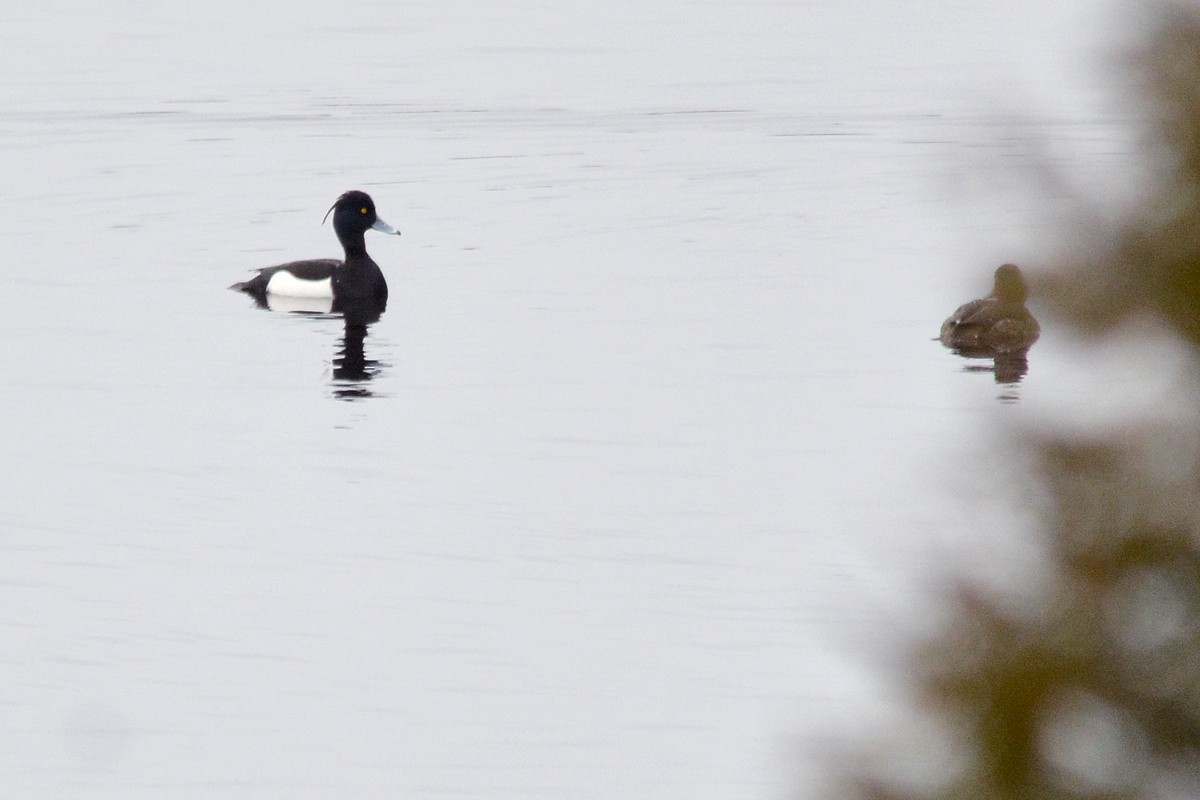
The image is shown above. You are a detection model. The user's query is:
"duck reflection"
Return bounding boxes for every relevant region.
[939,264,1040,385]
[236,291,388,401]
[330,295,387,401]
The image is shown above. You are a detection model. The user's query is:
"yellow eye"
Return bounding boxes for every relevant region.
[360,207,368,214]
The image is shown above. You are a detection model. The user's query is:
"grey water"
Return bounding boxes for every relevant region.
[1,1,1138,797]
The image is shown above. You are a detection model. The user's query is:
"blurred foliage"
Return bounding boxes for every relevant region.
[840,5,1200,799]
[855,436,1200,799]
[1046,6,1200,341]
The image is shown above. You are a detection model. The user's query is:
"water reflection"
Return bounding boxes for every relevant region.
[236,292,388,401]
[330,296,387,401]
[952,346,1033,385]
[942,340,1035,405]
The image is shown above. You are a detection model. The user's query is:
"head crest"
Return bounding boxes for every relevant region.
[323,190,372,224]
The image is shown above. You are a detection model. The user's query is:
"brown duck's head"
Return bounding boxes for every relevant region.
[993,263,1029,304]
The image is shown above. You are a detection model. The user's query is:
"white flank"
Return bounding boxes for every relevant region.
[265,272,333,298]
[266,294,334,314]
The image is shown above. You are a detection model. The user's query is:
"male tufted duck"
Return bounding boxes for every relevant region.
[230,190,400,305]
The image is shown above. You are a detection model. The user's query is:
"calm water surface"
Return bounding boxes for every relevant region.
[1,1,1132,797]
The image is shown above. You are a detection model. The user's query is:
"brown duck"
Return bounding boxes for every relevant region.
[939,264,1039,356]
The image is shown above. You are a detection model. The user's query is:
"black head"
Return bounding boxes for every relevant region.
[993,263,1029,304]
[323,190,400,242]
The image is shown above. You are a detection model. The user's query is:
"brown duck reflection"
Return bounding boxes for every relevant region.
[939,264,1040,384]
